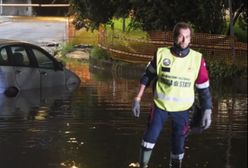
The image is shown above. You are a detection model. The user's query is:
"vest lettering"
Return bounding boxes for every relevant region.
[154,47,202,111]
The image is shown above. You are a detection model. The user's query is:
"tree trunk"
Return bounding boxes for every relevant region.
[226,3,245,35]
[122,17,126,32]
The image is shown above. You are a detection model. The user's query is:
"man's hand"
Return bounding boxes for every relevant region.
[132,97,141,117]
[201,109,212,129]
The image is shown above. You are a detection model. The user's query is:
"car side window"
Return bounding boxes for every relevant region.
[0,47,9,66]
[11,46,30,66]
[32,48,55,69]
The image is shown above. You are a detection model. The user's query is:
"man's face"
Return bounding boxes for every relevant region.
[175,28,191,49]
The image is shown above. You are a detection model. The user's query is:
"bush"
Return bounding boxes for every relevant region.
[206,59,247,79]
[56,43,74,57]
[90,47,111,60]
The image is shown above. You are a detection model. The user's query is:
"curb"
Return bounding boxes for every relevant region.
[0,16,12,23]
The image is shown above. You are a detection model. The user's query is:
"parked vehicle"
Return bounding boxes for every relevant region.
[0,39,80,96]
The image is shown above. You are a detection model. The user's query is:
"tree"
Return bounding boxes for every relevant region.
[131,0,225,33]
[69,0,116,30]
[224,0,247,35]
[69,0,228,34]
[69,0,132,31]
[112,0,133,32]
[189,0,225,34]
[131,0,172,31]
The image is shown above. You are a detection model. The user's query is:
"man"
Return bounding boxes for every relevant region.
[132,22,212,168]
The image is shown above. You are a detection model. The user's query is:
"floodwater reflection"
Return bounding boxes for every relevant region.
[0,85,79,120]
[0,63,247,168]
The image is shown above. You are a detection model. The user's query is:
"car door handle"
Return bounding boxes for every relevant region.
[15,70,21,74]
[40,71,47,76]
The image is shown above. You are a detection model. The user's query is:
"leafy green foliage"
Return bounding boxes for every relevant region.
[234,19,247,42]
[69,0,116,30]
[57,43,74,57]
[206,59,247,79]
[131,0,226,33]
[90,47,111,60]
[224,0,247,27]
[190,0,225,33]
[69,0,228,33]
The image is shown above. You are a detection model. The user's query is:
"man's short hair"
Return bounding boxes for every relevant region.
[173,22,193,40]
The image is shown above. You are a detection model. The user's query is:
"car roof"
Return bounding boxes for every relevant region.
[0,39,33,47]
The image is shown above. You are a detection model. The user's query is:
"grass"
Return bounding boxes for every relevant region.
[68,17,247,46]
[70,28,98,45]
[64,17,148,62]
[67,17,147,46]
[63,18,247,60]
[56,42,74,57]
[90,47,111,60]
[106,17,147,38]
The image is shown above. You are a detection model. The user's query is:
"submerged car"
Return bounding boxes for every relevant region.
[0,39,80,96]
[0,86,77,116]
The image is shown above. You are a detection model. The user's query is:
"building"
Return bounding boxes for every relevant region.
[0,0,32,16]
[0,0,68,16]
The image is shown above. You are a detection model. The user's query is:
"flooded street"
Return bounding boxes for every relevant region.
[0,62,247,168]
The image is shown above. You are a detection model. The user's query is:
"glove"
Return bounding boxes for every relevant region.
[132,97,141,117]
[201,109,212,130]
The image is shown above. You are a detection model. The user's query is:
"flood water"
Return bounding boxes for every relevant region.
[0,62,247,168]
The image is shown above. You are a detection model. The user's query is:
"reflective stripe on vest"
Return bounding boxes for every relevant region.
[154,47,202,111]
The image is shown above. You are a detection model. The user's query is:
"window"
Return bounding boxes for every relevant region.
[11,46,30,66]
[0,48,9,65]
[32,48,55,69]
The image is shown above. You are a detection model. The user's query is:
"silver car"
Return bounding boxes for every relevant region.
[0,39,80,96]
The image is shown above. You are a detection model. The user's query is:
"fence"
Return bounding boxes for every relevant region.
[98,28,247,67]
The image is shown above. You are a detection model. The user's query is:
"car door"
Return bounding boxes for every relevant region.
[10,46,40,90]
[30,46,65,88]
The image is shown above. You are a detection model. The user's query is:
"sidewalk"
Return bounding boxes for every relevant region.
[1,16,67,22]
[0,16,67,24]
[0,16,12,23]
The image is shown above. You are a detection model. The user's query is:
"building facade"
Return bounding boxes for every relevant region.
[0,0,68,16]
[1,0,32,16]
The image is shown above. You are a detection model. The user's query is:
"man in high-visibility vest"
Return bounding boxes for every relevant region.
[132,22,212,168]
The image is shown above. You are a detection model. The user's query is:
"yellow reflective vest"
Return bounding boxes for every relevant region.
[154,47,202,112]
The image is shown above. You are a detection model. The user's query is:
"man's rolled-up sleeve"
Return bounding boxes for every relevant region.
[196,58,212,110]
[140,56,157,87]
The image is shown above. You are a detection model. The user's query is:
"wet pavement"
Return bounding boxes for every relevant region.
[0,62,247,168]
